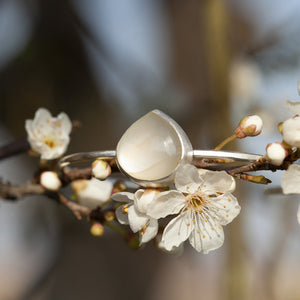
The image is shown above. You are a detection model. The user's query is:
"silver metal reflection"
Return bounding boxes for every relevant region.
[59,110,262,187]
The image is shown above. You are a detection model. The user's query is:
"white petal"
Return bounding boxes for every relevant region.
[161,211,193,251]
[133,189,148,213]
[205,193,241,226]
[157,238,184,255]
[57,112,72,135]
[200,170,236,193]
[189,213,224,253]
[139,218,158,244]
[32,108,52,128]
[175,164,202,193]
[146,190,186,219]
[127,205,148,232]
[40,144,67,160]
[297,204,300,225]
[134,189,160,214]
[77,178,113,209]
[111,192,135,203]
[282,164,300,194]
[285,100,300,115]
[25,120,33,135]
[282,117,300,147]
[115,205,129,225]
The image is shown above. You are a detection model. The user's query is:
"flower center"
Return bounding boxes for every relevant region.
[44,138,56,148]
[186,192,208,213]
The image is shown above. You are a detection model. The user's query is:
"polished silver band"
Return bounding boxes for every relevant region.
[59,150,261,168]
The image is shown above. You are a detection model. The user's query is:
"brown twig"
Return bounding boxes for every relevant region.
[62,167,92,181]
[0,179,45,199]
[193,158,290,175]
[57,192,91,220]
[0,139,30,161]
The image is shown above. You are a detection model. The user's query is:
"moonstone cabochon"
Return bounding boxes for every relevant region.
[116,110,193,186]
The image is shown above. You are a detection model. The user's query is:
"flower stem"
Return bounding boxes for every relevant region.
[214,134,237,150]
[103,221,127,236]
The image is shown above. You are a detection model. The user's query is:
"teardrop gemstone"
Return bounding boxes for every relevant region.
[116,110,192,184]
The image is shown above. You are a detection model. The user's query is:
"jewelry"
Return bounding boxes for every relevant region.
[59,110,261,187]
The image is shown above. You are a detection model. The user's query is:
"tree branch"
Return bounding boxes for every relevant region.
[57,192,91,220]
[0,180,45,199]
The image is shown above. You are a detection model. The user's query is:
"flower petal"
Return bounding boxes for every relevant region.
[115,205,129,225]
[189,213,224,254]
[139,218,158,244]
[77,178,113,209]
[285,100,300,116]
[40,144,67,160]
[127,205,148,232]
[32,108,52,128]
[200,170,236,193]
[134,189,158,214]
[205,193,240,226]
[161,211,193,251]
[111,192,135,203]
[282,164,300,194]
[282,117,300,147]
[175,164,202,193]
[146,190,186,219]
[57,112,72,135]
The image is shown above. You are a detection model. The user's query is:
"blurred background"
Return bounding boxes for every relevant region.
[0,0,299,299]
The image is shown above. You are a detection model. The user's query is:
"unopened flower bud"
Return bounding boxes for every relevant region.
[278,122,283,134]
[266,142,287,166]
[112,181,127,194]
[40,171,61,191]
[103,211,115,222]
[282,117,300,147]
[235,115,263,138]
[90,223,104,237]
[124,232,141,250]
[92,159,111,180]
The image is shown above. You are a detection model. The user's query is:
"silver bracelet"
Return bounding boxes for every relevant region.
[59,110,261,187]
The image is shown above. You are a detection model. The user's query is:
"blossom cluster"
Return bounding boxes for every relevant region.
[17,100,300,254]
[112,165,240,253]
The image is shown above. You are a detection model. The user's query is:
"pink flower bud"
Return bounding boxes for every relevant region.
[235,115,263,138]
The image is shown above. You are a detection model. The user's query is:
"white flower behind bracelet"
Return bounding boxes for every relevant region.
[25,108,72,160]
[146,164,240,253]
[112,189,160,244]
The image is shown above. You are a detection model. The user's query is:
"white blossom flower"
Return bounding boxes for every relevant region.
[40,171,61,191]
[111,189,159,244]
[72,178,113,209]
[265,142,287,166]
[146,165,240,254]
[25,108,72,160]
